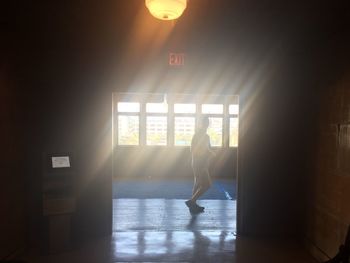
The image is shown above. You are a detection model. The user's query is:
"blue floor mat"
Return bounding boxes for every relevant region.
[113,179,236,200]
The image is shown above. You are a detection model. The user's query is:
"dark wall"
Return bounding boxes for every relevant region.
[301,21,350,260]
[236,1,350,236]
[237,44,315,235]
[0,50,26,259]
[2,1,116,243]
[0,3,33,258]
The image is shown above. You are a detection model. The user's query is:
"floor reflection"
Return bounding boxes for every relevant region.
[113,198,236,262]
[112,230,235,262]
[22,197,314,263]
[113,199,236,231]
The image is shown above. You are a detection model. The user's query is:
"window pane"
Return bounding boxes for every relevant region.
[202,104,223,114]
[117,102,140,112]
[146,103,168,113]
[174,117,195,146]
[146,116,167,145]
[229,104,239,114]
[118,115,139,145]
[208,117,223,147]
[174,103,196,114]
[229,117,239,147]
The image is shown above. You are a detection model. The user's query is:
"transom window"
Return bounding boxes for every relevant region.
[113,93,239,148]
[202,104,224,114]
[174,103,196,114]
[146,103,168,113]
[117,102,140,112]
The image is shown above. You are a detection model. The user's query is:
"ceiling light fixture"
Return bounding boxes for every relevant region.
[145,0,187,21]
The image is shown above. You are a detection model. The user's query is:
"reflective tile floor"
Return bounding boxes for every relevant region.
[22,199,317,263]
[113,199,236,231]
[113,199,236,262]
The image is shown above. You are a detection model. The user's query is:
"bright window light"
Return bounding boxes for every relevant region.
[174,103,196,114]
[174,117,195,146]
[118,115,139,145]
[229,117,239,147]
[117,102,140,113]
[115,93,239,148]
[146,116,167,145]
[208,117,223,147]
[229,104,239,115]
[202,104,223,114]
[146,103,168,113]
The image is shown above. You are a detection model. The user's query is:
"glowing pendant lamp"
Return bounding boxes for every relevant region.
[145,0,187,20]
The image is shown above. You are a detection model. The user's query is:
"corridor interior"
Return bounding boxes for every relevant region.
[2,1,349,262]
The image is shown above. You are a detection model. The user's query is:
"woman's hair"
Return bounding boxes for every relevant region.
[198,115,209,128]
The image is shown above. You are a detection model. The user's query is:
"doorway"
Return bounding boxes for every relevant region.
[111,92,239,261]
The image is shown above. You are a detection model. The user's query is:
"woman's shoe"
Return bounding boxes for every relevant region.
[185,200,204,213]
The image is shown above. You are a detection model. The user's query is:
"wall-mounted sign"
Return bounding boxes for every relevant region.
[169,53,185,66]
[52,156,71,168]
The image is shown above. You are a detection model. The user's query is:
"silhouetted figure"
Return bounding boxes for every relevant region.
[186,116,215,213]
[324,225,350,263]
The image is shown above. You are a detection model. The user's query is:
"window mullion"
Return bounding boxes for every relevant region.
[196,103,200,131]
[140,102,146,146]
[223,103,229,148]
[168,102,174,147]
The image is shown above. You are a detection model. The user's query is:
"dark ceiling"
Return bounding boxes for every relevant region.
[3,0,348,60]
[1,0,349,96]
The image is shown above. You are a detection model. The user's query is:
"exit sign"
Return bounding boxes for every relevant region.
[169,53,185,66]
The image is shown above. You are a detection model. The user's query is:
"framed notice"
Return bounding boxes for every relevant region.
[51,156,71,168]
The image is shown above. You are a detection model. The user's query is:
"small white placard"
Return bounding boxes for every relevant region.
[52,156,70,168]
